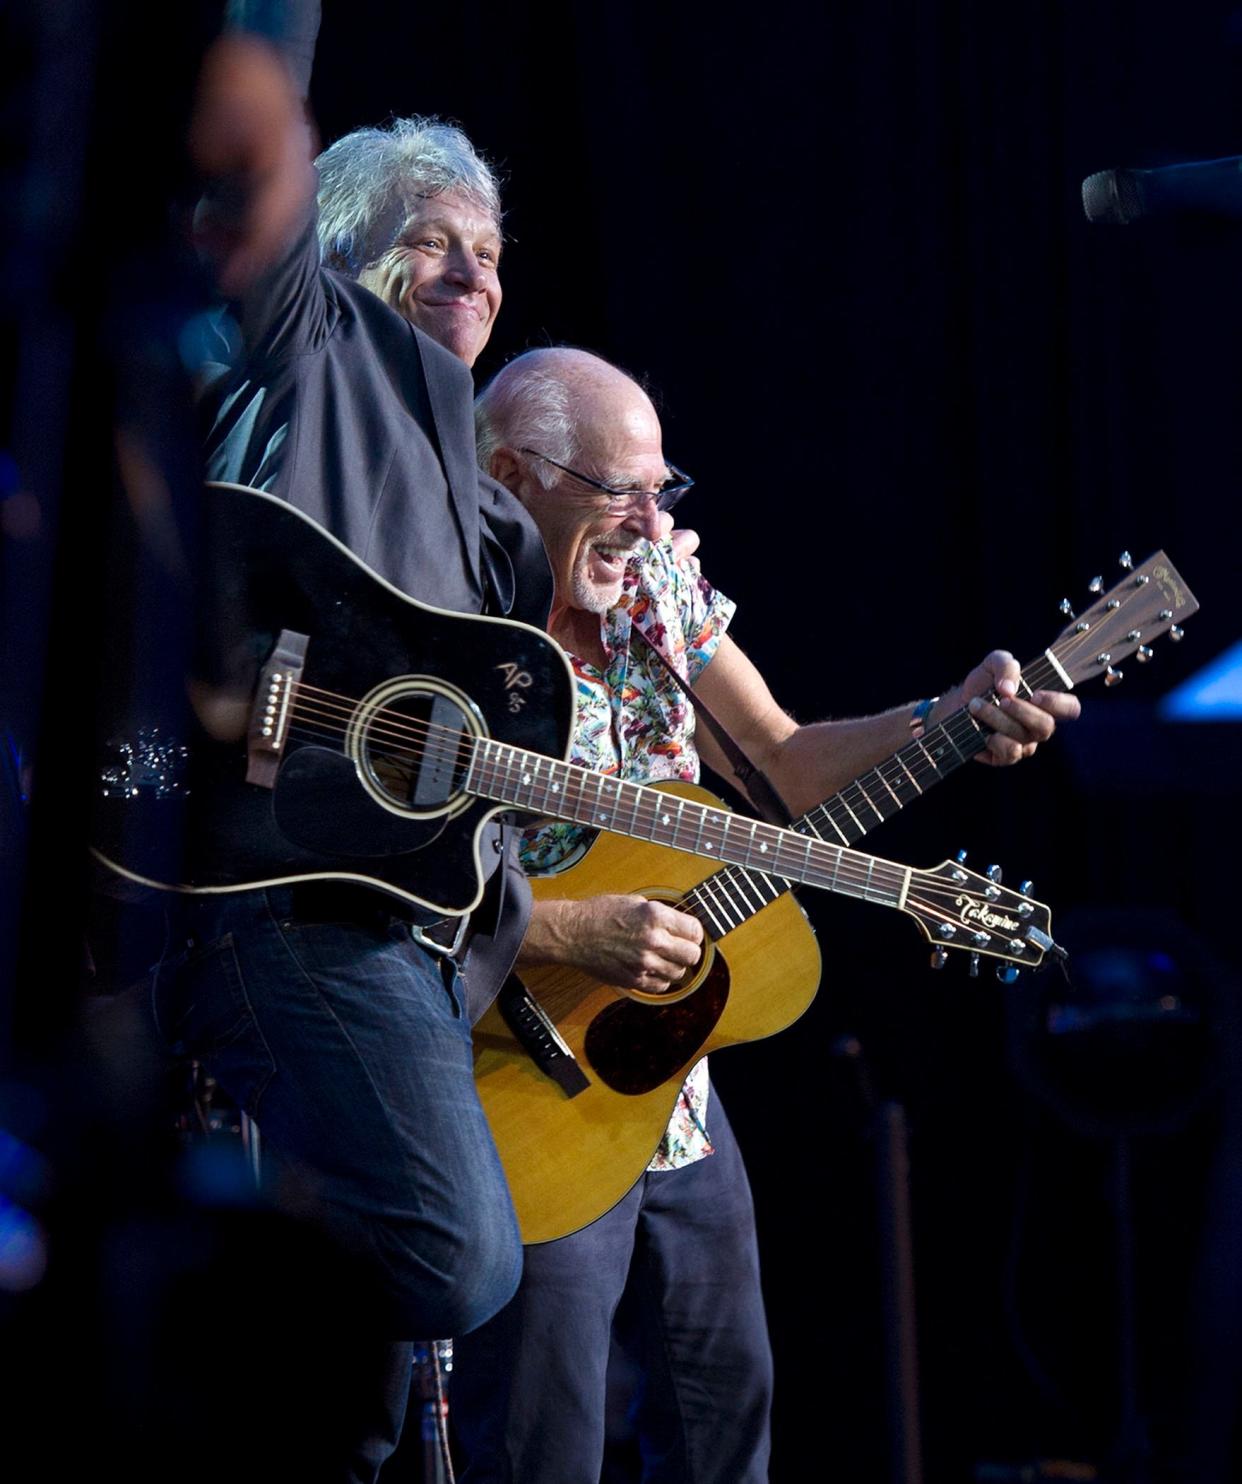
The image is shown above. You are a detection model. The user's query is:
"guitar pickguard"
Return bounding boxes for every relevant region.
[583,954,731,1095]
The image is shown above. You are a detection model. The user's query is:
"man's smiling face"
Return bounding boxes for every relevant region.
[521,390,669,615]
[358,188,502,366]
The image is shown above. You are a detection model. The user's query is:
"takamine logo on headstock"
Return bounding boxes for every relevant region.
[955,895,1021,933]
[904,857,1055,974]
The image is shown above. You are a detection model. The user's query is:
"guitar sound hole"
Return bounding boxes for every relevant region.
[362,688,474,812]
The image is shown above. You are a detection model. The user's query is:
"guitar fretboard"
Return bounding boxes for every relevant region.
[465,741,912,909]
[804,654,1064,850]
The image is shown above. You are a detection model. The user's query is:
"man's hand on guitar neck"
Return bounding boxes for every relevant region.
[933,650,1082,766]
[519,895,704,993]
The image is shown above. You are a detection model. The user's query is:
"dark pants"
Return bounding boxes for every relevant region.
[150,886,522,1480]
[453,1095,773,1484]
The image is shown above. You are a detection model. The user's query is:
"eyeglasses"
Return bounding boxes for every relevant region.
[519,449,695,515]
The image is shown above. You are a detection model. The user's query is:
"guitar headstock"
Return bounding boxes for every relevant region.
[903,857,1058,977]
[1050,551,1199,689]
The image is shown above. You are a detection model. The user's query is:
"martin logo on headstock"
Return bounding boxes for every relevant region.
[1050,549,1198,690]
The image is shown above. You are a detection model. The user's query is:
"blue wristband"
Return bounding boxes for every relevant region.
[909,696,940,738]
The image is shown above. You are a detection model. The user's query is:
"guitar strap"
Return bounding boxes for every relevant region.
[630,627,795,828]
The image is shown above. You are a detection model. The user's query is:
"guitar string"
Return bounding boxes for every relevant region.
[284,663,993,826]
[279,697,1053,921]
[646,874,1038,970]
[278,694,919,890]
[263,595,1158,946]
[276,628,1127,903]
[280,578,1160,783]
[285,698,1040,946]
[287,569,1163,760]
[281,710,905,888]
[273,743,1039,965]
[281,697,947,902]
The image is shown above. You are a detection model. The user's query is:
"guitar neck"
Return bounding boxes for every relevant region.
[465,739,912,912]
[672,656,1067,940]
[801,651,1066,849]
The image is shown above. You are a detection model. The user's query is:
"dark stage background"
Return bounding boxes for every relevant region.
[5,3,1242,1480]
[304,3,1242,1479]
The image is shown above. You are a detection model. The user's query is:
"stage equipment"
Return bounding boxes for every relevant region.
[1083,154,1242,224]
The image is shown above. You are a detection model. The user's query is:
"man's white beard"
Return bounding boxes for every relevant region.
[570,537,640,613]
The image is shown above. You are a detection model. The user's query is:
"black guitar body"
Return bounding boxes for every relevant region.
[93,483,574,913]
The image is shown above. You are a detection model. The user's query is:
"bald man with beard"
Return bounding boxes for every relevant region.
[450,347,1080,1484]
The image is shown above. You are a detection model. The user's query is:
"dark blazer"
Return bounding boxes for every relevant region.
[202,210,554,1017]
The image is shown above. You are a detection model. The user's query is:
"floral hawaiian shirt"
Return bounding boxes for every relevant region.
[519,537,736,1169]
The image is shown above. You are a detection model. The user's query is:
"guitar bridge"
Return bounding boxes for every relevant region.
[246,629,308,789]
[499,979,590,1098]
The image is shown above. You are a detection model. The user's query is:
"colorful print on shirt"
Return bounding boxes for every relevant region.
[519,538,736,1170]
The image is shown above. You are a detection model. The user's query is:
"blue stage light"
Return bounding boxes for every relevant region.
[1159,637,1242,720]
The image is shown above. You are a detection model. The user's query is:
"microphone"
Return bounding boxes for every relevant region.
[1082,154,1242,224]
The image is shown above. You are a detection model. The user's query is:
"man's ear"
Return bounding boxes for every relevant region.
[489,447,524,496]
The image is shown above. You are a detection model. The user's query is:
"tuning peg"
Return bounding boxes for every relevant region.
[996,963,1021,985]
[950,848,968,883]
[1136,645,1154,663]
[986,864,1003,883]
[1058,598,1075,618]
[1119,551,1133,570]
[1019,879,1034,895]
[1170,625,1185,642]
[955,848,968,863]
[1088,575,1104,594]
[968,952,980,978]
[1104,666,1124,686]
[929,948,948,971]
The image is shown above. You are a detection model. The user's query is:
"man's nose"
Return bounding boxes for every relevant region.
[622,496,664,541]
[444,249,488,292]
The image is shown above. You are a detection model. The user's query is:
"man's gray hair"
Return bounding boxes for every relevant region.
[475,363,579,488]
[315,116,501,276]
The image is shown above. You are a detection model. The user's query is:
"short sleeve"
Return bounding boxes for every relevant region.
[621,540,735,685]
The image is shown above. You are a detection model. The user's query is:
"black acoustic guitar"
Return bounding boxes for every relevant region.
[91,483,1057,976]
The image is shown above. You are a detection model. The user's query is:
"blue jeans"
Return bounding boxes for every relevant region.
[453,1094,773,1483]
[151,886,523,1477]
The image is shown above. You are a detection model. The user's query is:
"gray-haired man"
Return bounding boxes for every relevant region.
[168,24,550,1483]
